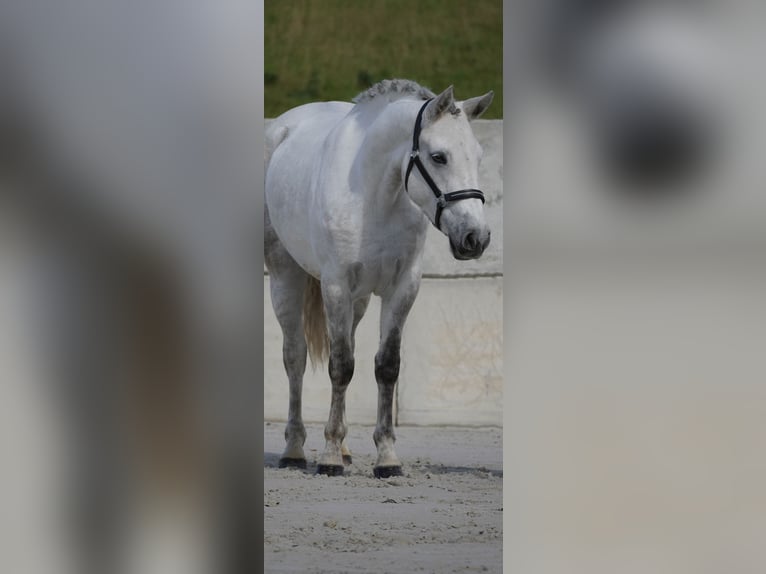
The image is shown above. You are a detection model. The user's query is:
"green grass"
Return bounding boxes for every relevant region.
[264,0,503,118]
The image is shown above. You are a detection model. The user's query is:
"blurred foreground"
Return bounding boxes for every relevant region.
[1,2,264,573]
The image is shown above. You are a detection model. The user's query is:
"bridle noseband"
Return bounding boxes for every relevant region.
[404,98,485,230]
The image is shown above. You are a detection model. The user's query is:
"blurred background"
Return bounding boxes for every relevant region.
[506,1,766,573]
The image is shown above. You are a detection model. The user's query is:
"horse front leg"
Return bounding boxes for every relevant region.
[373,276,420,478]
[317,282,354,476]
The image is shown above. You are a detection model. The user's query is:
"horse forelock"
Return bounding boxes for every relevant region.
[352,79,435,106]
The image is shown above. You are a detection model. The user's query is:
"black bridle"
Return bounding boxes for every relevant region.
[404,98,485,230]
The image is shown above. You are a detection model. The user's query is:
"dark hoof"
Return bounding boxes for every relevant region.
[316,464,345,477]
[342,454,353,465]
[278,457,307,469]
[373,465,403,479]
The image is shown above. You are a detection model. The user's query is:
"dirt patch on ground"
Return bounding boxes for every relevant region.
[264,422,503,573]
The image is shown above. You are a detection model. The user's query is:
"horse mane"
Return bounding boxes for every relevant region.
[352,79,435,105]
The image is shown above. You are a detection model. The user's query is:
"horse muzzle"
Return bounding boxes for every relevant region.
[450,229,491,260]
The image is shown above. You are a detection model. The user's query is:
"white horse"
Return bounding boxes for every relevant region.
[265,79,493,477]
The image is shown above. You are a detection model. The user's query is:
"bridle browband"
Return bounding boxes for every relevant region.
[404,98,485,230]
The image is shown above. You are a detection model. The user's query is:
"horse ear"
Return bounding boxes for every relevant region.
[462,91,494,120]
[425,85,455,124]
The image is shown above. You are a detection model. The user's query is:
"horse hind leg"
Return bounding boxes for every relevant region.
[275,278,309,469]
[315,280,357,476]
[340,436,352,466]
[266,210,309,469]
[339,295,371,466]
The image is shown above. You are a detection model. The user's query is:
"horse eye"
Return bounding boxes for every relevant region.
[430,152,447,165]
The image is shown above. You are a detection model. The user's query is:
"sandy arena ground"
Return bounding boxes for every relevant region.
[264,422,503,573]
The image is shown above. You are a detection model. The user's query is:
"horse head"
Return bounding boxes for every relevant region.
[402,85,494,260]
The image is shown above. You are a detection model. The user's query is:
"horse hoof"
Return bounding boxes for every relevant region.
[342,454,353,465]
[373,465,403,479]
[316,464,345,477]
[278,457,307,469]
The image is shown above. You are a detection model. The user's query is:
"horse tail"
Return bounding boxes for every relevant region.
[303,276,329,368]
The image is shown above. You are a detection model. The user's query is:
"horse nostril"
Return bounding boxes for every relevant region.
[463,232,478,252]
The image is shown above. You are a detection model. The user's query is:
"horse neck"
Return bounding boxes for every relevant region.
[352,100,422,219]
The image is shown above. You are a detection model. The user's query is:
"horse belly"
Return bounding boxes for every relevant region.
[265,151,318,275]
[265,132,325,276]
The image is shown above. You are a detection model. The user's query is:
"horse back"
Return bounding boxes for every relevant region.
[266,101,352,153]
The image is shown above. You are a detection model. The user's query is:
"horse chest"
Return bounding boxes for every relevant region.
[347,254,412,299]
